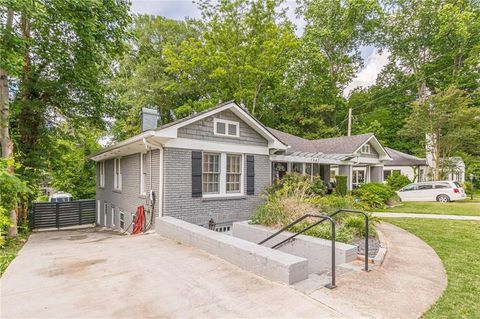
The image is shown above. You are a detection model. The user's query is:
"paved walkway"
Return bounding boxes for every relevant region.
[374,212,480,220]
[304,222,447,319]
[1,222,447,319]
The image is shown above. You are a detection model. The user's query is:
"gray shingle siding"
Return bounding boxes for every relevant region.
[355,141,379,158]
[95,149,160,232]
[163,147,270,226]
[178,110,267,147]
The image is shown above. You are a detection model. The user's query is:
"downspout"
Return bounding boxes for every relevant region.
[143,137,164,218]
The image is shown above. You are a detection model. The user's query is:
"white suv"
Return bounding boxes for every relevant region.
[397,181,467,202]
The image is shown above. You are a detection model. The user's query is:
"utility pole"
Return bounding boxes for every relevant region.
[347,108,352,136]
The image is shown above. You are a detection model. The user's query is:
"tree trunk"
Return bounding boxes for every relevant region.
[1,8,18,237]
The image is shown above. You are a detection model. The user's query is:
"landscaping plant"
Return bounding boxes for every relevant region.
[335,175,348,196]
[386,172,411,190]
[352,183,398,208]
[252,175,379,243]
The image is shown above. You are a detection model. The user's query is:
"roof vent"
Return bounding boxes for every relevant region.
[140,108,159,132]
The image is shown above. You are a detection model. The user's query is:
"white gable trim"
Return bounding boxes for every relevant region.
[156,102,288,150]
[354,135,392,161]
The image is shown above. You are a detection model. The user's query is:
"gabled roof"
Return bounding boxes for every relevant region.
[385,147,427,166]
[89,101,288,161]
[153,101,288,150]
[268,128,391,160]
[312,133,375,154]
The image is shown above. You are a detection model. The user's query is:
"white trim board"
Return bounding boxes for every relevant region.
[164,138,270,155]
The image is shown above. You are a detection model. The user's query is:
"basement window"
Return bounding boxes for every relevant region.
[215,225,231,233]
[111,206,115,226]
[119,211,125,229]
[214,118,239,137]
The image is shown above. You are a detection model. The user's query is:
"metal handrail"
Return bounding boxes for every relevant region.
[329,209,370,272]
[258,214,337,289]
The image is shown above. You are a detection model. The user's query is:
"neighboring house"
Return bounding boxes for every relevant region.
[384,147,428,183]
[90,101,392,232]
[441,157,466,183]
[268,129,392,189]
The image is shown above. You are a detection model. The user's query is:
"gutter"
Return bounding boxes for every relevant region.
[88,130,157,161]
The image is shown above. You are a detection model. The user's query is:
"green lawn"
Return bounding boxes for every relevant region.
[386,219,480,318]
[376,201,480,216]
[0,235,28,276]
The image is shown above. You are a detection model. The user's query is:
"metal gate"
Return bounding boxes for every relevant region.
[31,200,96,230]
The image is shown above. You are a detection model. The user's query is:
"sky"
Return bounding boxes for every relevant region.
[130,0,389,96]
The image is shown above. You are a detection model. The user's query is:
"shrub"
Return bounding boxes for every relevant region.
[352,183,397,209]
[335,175,348,196]
[386,172,411,190]
[267,173,326,196]
[308,195,358,214]
[310,177,327,196]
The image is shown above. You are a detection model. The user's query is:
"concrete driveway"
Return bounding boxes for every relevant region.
[1,229,347,318]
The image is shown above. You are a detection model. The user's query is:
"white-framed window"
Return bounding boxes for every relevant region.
[111,206,115,226]
[114,158,122,190]
[119,211,125,229]
[226,154,241,193]
[139,153,147,195]
[99,161,105,188]
[383,169,401,180]
[353,168,366,185]
[361,144,371,154]
[97,200,101,225]
[291,162,303,174]
[202,152,244,197]
[213,118,240,137]
[203,153,220,194]
[103,202,108,225]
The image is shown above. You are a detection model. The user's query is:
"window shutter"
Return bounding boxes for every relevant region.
[192,151,203,197]
[246,155,255,195]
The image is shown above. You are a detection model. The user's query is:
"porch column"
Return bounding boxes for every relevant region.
[320,164,331,183]
[338,165,353,191]
[370,165,383,183]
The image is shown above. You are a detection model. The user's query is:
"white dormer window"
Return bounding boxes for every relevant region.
[214,118,239,137]
[361,144,371,154]
[114,158,122,190]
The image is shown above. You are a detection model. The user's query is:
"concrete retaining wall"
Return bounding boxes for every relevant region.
[156,217,309,284]
[232,221,357,274]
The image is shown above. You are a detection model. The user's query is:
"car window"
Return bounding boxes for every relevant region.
[402,184,417,191]
[435,183,451,189]
[454,182,461,188]
[418,184,433,190]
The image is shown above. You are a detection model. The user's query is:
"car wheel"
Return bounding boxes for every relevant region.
[436,194,450,203]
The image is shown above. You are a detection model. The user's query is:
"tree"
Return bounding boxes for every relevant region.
[109,15,201,140]
[164,0,298,118]
[0,0,131,235]
[277,0,382,138]
[403,87,480,179]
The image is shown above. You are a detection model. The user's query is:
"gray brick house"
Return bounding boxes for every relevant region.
[90,101,393,232]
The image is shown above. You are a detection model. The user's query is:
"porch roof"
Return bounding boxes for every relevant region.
[270,151,355,165]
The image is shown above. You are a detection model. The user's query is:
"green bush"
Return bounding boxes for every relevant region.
[267,173,326,196]
[352,183,397,209]
[308,195,358,214]
[310,177,327,196]
[0,159,30,245]
[335,175,348,196]
[386,172,411,190]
